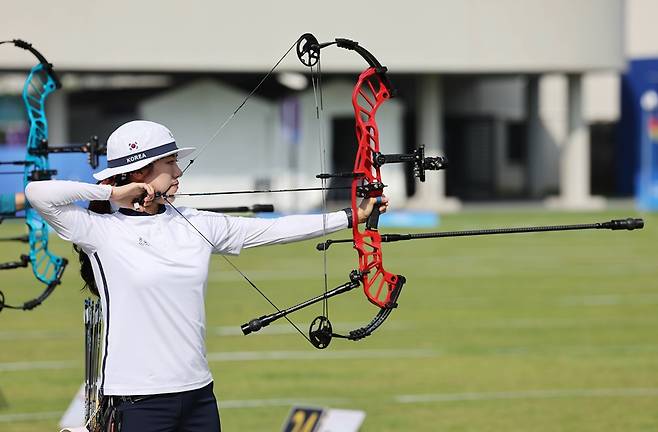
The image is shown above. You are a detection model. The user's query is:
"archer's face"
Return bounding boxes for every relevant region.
[144,155,183,199]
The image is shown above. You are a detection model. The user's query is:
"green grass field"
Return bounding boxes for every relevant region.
[0,209,656,431]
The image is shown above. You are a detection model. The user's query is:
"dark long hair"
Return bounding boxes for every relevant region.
[73,199,113,297]
[75,167,152,296]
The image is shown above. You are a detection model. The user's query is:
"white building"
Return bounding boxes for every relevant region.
[3,0,651,211]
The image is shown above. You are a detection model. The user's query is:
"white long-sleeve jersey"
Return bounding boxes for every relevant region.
[25,180,348,396]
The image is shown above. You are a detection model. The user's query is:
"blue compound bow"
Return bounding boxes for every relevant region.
[0,39,103,312]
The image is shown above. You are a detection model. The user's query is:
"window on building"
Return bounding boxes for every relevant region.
[590,121,618,196]
[328,116,358,202]
[506,121,527,164]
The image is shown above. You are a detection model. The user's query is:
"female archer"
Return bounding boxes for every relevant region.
[25,120,386,432]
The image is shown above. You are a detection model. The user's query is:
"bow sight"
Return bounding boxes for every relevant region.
[0,136,105,181]
[373,145,448,182]
[29,135,106,169]
[316,145,448,184]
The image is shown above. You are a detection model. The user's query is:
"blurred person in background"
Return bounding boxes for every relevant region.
[0,192,25,215]
[25,120,386,432]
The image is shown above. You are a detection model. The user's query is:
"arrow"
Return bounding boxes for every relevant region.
[201,204,275,213]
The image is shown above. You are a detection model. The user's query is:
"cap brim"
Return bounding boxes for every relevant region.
[93,147,195,181]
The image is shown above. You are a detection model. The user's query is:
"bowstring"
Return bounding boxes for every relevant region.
[309,55,330,321]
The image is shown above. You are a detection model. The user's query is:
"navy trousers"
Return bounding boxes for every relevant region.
[115,382,220,432]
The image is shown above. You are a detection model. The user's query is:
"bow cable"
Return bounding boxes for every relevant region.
[180,38,300,175]
[309,52,331,331]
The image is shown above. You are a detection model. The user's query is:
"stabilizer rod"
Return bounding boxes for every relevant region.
[317,218,644,250]
[0,254,29,270]
[241,279,360,336]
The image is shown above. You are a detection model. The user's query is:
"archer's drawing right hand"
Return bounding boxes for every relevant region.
[109,183,155,212]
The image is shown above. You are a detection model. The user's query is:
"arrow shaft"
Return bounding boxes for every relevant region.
[202,204,275,213]
[173,186,352,197]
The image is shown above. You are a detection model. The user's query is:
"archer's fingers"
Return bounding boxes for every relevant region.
[376,196,389,213]
[143,184,155,204]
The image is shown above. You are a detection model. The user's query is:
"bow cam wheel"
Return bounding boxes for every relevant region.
[309,315,333,349]
[296,33,320,67]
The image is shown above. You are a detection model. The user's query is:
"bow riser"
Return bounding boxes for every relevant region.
[350,67,401,308]
[23,64,66,286]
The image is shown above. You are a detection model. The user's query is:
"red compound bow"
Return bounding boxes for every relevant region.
[239,35,446,348]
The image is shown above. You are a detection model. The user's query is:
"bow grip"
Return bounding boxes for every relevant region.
[365,197,383,231]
